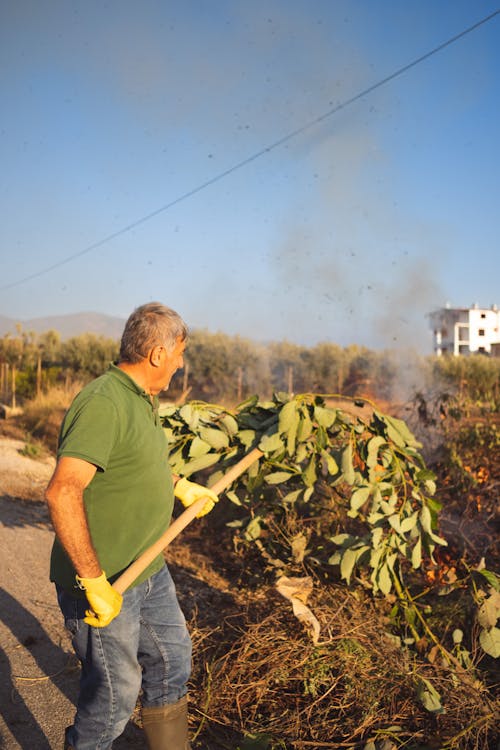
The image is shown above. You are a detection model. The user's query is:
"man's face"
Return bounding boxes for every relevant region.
[162,336,186,390]
[152,336,186,394]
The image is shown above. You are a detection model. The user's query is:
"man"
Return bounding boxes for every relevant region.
[46,302,218,750]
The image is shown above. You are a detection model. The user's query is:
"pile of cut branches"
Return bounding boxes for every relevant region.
[160,393,499,749]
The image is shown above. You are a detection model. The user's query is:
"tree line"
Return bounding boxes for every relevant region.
[1,326,499,409]
[0,327,118,407]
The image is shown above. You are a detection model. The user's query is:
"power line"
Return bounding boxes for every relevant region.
[2,8,499,292]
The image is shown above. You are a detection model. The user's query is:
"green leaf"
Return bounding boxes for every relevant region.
[321,450,339,477]
[380,449,393,468]
[297,409,313,441]
[180,404,198,428]
[370,547,384,572]
[419,505,432,534]
[331,533,354,545]
[479,627,500,658]
[199,426,229,450]
[163,427,175,442]
[341,442,355,485]
[303,486,314,502]
[328,552,341,565]
[416,678,444,714]
[429,530,447,547]
[159,404,177,418]
[188,436,212,458]
[259,432,285,455]
[423,479,436,496]
[237,394,259,411]
[388,514,402,534]
[278,398,298,432]
[314,405,337,429]
[386,552,398,572]
[416,468,437,483]
[226,490,242,506]
[244,517,263,541]
[383,413,421,449]
[282,489,302,504]
[411,537,422,568]
[316,425,329,451]
[366,435,387,468]
[400,513,418,534]
[426,495,443,515]
[350,486,371,513]
[264,471,295,485]
[295,443,308,463]
[278,399,300,456]
[478,569,500,591]
[168,451,187,474]
[181,452,220,477]
[302,456,317,487]
[247,459,260,479]
[238,429,256,448]
[371,526,383,549]
[219,413,239,436]
[377,564,392,595]
[340,548,358,583]
[380,498,396,516]
[452,629,464,644]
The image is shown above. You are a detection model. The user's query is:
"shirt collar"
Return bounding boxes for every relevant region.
[108,363,149,397]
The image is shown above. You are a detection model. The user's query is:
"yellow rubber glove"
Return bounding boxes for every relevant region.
[75,571,123,628]
[174,477,219,518]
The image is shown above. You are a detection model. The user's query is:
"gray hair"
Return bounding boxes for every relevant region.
[119,302,188,363]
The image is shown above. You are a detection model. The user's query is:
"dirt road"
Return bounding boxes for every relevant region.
[0,437,144,749]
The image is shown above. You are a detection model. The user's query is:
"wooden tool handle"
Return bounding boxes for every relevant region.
[112,447,263,594]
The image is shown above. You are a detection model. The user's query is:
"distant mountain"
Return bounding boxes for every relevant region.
[0,312,126,340]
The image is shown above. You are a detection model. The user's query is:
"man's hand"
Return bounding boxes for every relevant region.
[174,478,219,517]
[76,571,123,627]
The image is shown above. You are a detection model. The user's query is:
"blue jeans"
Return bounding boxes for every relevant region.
[57,564,192,750]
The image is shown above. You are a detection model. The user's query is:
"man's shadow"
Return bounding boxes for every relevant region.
[0,586,78,748]
[0,587,145,748]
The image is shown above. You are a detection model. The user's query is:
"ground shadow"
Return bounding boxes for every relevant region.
[0,494,51,530]
[0,587,77,748]
[0,641,51,749]
[0,586,149,748]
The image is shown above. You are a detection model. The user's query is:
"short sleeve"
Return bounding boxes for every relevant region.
[58,393,119,470]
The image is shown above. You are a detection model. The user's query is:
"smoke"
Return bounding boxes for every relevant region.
[267,99,448,354]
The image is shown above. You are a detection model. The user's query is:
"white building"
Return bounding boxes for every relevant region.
[429,304,500,356]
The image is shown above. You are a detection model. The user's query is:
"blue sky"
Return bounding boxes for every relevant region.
[1,1,499,352]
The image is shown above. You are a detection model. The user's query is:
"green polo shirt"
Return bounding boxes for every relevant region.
[50,364,174,592]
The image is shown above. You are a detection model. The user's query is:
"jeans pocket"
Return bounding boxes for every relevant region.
[56,585,86,636]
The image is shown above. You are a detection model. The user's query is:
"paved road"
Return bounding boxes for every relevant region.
[0,494,145,749]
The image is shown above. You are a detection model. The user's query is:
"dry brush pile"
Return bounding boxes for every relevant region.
[186,586,497,750]
[160,393,500,750]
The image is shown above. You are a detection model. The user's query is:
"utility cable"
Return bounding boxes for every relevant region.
[2,8,499,292]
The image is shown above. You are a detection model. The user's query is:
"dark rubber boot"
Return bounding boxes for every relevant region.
[141,695,191,750]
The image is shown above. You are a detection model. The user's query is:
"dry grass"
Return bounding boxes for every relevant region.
[186,584,499,750]
[19,383,82,453]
